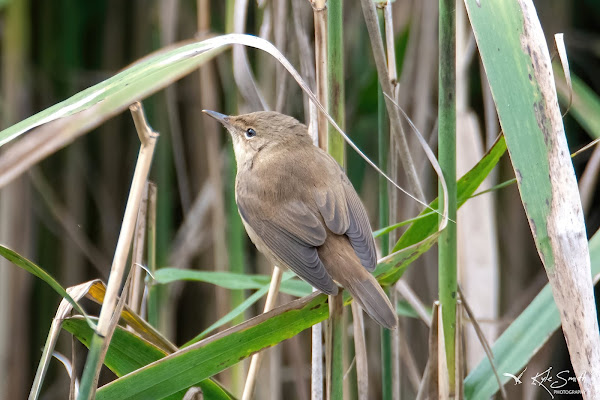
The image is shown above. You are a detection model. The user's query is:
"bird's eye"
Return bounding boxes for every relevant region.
[245,128,257,139]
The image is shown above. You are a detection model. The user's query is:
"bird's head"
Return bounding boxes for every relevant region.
[202,110,312,167]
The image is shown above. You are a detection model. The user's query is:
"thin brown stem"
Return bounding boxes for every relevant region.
[78,101,158,398]
[350,303,368,400]
[360,0,424,200]
[128,183,149,314]
[242,266,284,400]
[311,0,328,150]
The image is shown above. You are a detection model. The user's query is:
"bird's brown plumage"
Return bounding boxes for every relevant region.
[203,110,397,329]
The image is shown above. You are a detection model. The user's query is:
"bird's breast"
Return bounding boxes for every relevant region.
[237,151,327,204]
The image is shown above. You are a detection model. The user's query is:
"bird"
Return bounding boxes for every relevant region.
[203,110,397,330]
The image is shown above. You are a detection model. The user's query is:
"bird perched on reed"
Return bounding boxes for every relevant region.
[203,110,397,329]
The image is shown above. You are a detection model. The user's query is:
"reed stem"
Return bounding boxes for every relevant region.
[438,0,457,394]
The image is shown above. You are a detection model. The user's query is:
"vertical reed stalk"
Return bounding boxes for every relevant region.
[383,3,398,96]
[146,182,158,326]
[127,183,149,314]
[360,0,424,200]
[326,294,344,400]
[351,303,369,400]
[312,0,328,150]
[377,39,390,256]
[78,102,158,400]
[327,0,345,165]
[312,303,324,400]
[326,1,346,399]
[376,5,394,399]
[438,0,457,395]
[381,4,401,398]
[242,267,284,399]
[312,2,329,398]
[380,299,393,400]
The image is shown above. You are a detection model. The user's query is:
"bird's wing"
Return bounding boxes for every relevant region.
[313,182,350,235]
[340,175,378,271]
[237,197,338,295]
[313,155,378,272]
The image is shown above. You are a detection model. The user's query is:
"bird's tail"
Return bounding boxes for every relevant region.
[338,269,398,330]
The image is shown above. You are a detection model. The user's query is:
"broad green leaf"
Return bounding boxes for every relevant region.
[182,272,305,346]
[464,230,600,399]
[183,285,270,347]
[155,270,312,346]
[163,270,423,348]
[0,42,225,147]
[0,33,336,191]
[64,318,167,376]
[154,268,312,297]
[464,0,557,279]
[372,211,435,238]
[96,293,330,400]
[0,245,94,329]
[63,318,234,400]
[376,232,441,285]
[465,0,600,393]
[85,280,177,353]
[374,135,507,284]
[392,135,506,252]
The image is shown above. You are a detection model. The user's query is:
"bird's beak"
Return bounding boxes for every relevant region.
[202,110,232,129]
